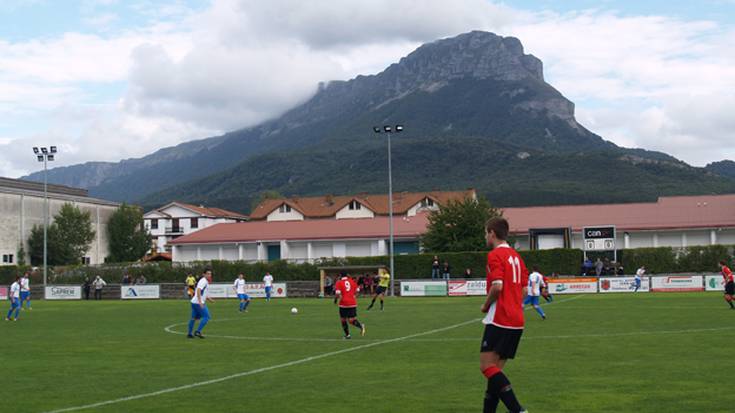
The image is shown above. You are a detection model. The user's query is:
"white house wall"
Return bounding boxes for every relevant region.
[267,208,304,222]
[335,205,375,219]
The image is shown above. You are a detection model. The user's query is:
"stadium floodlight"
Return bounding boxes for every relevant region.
[50,146,57,154]
[37,155,44,162]
[33,147,39,154]
[395,125,404,132]
[41,147,48,154]
[47,154,54,161]
[31,144,58,288]
[373,126,382,134]
[383,125,392,133]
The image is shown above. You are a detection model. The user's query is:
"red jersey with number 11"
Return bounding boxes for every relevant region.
[335,277,359,308]
[483,244,528,329]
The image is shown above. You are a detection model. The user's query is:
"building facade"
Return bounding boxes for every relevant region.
[144,202,248,253]
[0,177,119,265]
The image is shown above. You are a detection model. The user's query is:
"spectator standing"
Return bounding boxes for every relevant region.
[464,268,472,278]
[92,276,106,300]
[324,275,334,296]
[431,256,441,279]
[121,273,132,285]
[582,258,593,276]
[595,259,604,277]
[135,275,147,285]
[442,261,451,280]
[82,276,91,300]
[616,265,625,276]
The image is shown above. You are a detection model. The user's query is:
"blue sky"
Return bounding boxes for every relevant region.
[1,0,734,177]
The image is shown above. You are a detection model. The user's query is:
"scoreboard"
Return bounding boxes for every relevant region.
[583,226,616,251]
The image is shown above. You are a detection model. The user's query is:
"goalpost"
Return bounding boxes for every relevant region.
[318,265,389,298]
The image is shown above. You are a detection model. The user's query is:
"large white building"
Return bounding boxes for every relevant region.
[0,177,119,265]
[144,202,248,253]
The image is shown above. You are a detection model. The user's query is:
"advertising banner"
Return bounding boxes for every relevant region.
[45,286,82,300]
[598,277,650,293]
[705,275,726,292]
[547,277,598,294]
[400,281,447,297]
[0,286,8,300]
[208,283,287,299]
[650,276,704,292]
[120,285,160,299]
[448,280,487,296]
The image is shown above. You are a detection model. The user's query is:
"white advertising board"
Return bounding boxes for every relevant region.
[120,285,160,299]
[448,280,487,296]
[208,283,287,299]
[705,275,726,292]
[598,277,650,293]
[400,281,447,297]
[45,285,82,300]
[547,278,598,294]
[650,276,703,292]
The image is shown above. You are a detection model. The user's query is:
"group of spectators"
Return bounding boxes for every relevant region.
[81,275,107,300]
[431,256,453,280]
[581,258,627,276]
[120,273,147,285]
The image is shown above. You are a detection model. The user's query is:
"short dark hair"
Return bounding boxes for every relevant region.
[720,260,728,266]
[485,217,509,240]
[532,266,539,272]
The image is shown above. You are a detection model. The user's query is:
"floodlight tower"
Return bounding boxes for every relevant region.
[32,146,57,287]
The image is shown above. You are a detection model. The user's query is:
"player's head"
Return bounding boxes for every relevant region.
[340,271,348,278]
[532,265,539,272]
[485,217,509,248]
[203,268,213,281]
[720,260,727,268]
[238,273,244,279]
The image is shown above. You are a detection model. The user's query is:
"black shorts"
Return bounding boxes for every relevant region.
[339,307,357,319]
[725,281,735,296]
[480,324,523,359]
[375,285,388,295]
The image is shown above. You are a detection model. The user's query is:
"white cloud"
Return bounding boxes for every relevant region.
[2,0,735,180]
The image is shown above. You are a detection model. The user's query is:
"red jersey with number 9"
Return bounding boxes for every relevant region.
[723,266,734,283]
[335,277,359,308]
[483,244,529,329]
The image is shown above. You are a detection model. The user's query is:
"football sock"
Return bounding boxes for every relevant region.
[380,299,384,310]
[187,319,195,335]
[484,368,523,413]
[243,301,250,311]
[13,307,20,318]
[197,317,209,333]
[341,320,350,336]
[6,308,12,319]
[239,302,244,311]
[535,305,546,318]
[729,300,734,309]
[484,381,501,413]
[351,319,363,329]
[367,298,376,309]
[26,299,31,308]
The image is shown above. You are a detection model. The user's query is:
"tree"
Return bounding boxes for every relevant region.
[107,203,152,263]
[29,203,95,266]
[421,197,501,252]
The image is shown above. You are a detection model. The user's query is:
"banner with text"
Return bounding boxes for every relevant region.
[650,276,703,292]
[0,286,7,300]
[120,285,160,299]
[401,281,447,297]
[45,286,82,300]
[448,280,487,296]
[705,275,726,292]
[598,277,650,293]
[547,278,598,294]
[208,283,287,299]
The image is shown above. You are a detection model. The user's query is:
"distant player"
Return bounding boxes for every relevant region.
[185,273,196,298]
[334,272,366,339]
[20,271,31,310]
[6,276,21,321]
[233,273,250,312]
[480,217,528,413]
[719,261,734,310]
[263,272,274,302]
[541,273,553,302]
[634,266,645,293]
[187,269,214,339]
[523,267,546,320]
[367,271,390,311]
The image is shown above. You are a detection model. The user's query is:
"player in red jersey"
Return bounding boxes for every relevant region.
[480,217,528,413]
[541,274,553,302]
[719,261,735,310]
[334,272,366,339]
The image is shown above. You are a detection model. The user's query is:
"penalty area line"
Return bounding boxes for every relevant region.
[44,318,479,413]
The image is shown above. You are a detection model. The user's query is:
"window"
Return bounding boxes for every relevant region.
[82,257,91,265]
[420,198,435,208]
[191,217,199,229]
[150,219,158,229]
[279,204,292,213]
[2,254,13,264]
[348,200,362,211]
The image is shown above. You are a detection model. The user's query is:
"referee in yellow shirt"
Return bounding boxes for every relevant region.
[185,274,197,298]
[367,271,391,311]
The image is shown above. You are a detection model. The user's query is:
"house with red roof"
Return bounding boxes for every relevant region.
[144,202,248,253]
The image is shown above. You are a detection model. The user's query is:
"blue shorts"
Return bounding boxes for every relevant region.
[20,291,30,301]
[237,293,249,300]
[190,303,210,320]
[635,280,641,286]
[524,296,540,306]
[265,286,272,294]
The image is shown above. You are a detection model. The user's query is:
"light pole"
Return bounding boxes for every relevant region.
[373,125,403,296]
[33,146,56,287]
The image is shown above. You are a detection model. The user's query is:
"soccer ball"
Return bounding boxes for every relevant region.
[291,307,298,315]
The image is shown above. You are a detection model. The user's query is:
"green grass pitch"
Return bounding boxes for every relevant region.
[2,292,733,412]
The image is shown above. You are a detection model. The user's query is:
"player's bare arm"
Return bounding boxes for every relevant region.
[481,282,502,313]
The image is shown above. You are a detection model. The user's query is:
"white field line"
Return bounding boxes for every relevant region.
[45,295,585,413]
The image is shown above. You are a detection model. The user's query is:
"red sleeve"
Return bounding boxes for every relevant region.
[334,280,342,294]
[487,251,504,283]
